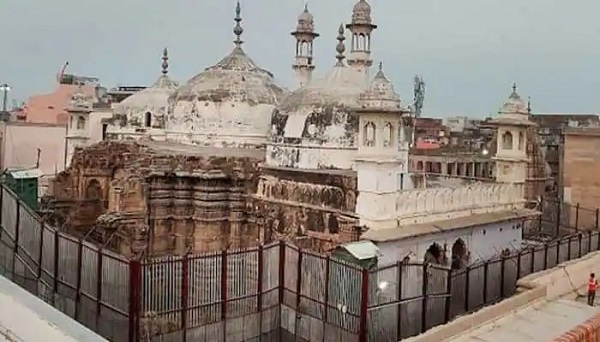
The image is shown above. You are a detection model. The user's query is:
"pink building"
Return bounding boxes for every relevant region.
[20,82,96,125]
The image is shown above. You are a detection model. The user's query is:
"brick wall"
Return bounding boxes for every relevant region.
[554,312,600,341]
[562,130,600,228]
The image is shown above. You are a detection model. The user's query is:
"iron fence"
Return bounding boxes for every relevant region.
[0,182,599,341]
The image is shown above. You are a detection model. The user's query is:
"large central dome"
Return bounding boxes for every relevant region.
[166,2,286,148]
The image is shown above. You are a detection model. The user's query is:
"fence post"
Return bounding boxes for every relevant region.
[396,261,404,339]
[556,240,560,265]
[444,268,452,323]
[95,247,103,331]
[221,250,228,341]
[421,263,429,332]
[575,203,580,229]
[295,249,303,311]
[516,251,522,279]
[482,261,489,304]
[555,200,561,236]
[530,247,535,273]
[578,233,583,258]
[277,242,286,342]
[257,245,264,337]
[543,244,548,270]
[74,238,84,321]
[52,230,60,304]
[589,231,593,253]
[37,222,45,279]
[323,254,330,327]
[464,265,470,312]
[567,236,572,260]
[500,255,506,298]
[596,208,600,231]
[358,268,369,342]
[11,200,20,277]
[128,260,142,342]
[181,254,189,342]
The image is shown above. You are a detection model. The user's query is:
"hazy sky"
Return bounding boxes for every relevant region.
[0,0,598,117]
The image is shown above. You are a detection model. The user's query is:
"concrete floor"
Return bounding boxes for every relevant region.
[450,297,599,341]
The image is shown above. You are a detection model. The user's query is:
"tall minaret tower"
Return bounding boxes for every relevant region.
[490,84,536,204]
[65,83,93,167]
[291,4,319,88]
[354,63,410,230]
[345,0,377,75]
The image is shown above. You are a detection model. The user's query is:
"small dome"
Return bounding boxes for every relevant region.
[114,49,178,128]
[296,6,315,32]
[499,84,528,115]
[352,0,372,24]
[278,65,366,112]
[298,5,313,23]
[358,62,403,109]
[115,75,178,116]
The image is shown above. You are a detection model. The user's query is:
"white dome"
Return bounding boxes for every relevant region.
[500,86,528,115]
[278,65,366,112]
[169,47,284,107]
[115,75,178,124]
[358,63,403,110]
[165,46,286,148]
[113,48,178,129]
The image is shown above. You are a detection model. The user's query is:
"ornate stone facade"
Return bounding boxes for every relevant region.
[43,140,263,257]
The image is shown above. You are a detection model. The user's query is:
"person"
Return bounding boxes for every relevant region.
[588,273,598,306]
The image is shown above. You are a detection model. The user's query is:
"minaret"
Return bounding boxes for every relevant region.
[65,83,93,167]
[345,0,377,74]
[354,62,410,230]
[490,84,535,198]
[291,4,319,88]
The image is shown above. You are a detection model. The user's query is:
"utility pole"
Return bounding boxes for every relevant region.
[0,83,10,112]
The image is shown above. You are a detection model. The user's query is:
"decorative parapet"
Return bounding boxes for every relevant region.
[395,182,524,225]
[357,180,524,229]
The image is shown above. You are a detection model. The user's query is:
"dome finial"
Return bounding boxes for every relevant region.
[161,48,169,75]
[335,23,346,66]
[512,82,517,94]
[527,96,532,114]
[374,61,385,78]
[233,1,244,47]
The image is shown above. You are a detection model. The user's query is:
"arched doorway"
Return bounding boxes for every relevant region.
[424,243,444,265]
[451,238,468,270]
[85,179,103,200]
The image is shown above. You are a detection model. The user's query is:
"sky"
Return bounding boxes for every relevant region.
[0,0,598,117]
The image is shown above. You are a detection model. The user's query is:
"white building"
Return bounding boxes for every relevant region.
[65,86,112,167]
[363,85,539,268]
[98,0,538,268]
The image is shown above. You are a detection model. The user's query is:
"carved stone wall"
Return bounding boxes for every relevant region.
[42,140,262,257]
[252,166,358,252]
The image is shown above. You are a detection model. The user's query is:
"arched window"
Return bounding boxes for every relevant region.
[364,122,376,147]
[77,116,85,130]
[518,132,524,150]
[145,112,152,127]
[383,122,393,147]
[423,243,444,265]
[501,131,513,150]
[451,238,468,270]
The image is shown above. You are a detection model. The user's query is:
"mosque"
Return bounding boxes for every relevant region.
[44,0,539,268]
